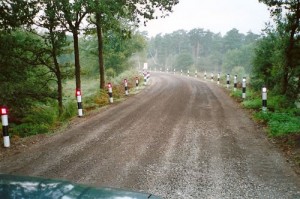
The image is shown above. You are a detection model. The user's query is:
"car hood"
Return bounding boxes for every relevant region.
[0,174,160,199]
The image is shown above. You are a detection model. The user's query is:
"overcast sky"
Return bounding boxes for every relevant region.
[139,0,272,37]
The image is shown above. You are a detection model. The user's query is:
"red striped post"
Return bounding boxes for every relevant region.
[76,89,83,117]
[1,106,10,148]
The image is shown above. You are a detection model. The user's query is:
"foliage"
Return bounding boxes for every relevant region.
[0,30,55,120]
[148,28,260,73]
[255,111,300,136]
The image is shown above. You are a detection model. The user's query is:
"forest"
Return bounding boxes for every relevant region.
[0,0,299,138]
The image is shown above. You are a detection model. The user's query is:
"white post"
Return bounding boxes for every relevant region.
[181,69,183,76]
[195,70,198,78]
[76,90,83,117]
[124,79,129,96]
[211,73,214,82]
[227,74,230,89]
[108,83,113,103]
[217,73,220,85]
[234,75,237,91]
[262,86,267,112]
[136,77,139,90]
[1,107,10,148]
[187,70,190,77]
[204,71,207,79]
[242,77,246,99]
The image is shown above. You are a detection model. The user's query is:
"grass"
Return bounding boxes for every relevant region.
[10,69,142,137]
[230,85,300,137]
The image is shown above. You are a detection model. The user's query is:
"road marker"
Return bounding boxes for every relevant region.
[136,77,139,89]
[217,73,220,85]
[242,77,246,99]
[124,79,129,96]
[234,75,237,91]
[204,71,207,79]
[108,83,113,103]
[262,86,267,112]
[181,69,183,76]
[1,106,10,148]
[211,73,214,82]
[195,70,198,78]
[76,89,83,117]
[227,74,230,88]
[187,70,190,77]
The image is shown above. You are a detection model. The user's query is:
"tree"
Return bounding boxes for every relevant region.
[36,0,71,115]
[259,0,300,96]
[0,0,38,30]
[55,0,88,91]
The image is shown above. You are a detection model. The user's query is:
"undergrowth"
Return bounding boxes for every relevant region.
[10,69,141,137]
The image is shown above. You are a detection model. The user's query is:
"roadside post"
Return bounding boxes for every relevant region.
[195,70,198,78]
[204,71,207,79]
[174,69,176,74]
[262,86,267,112]
[181,69,183,76]
[108,83,113,103]
[124,79,129,96]
[147,71,150,84]
[227,74,230,88]
[242,77,246,99]
[217,73,220,85]
[76,89,83,117]
[144,72,147,85]
[136,77,139,89]
[234,75,237,91]
[211,73,214,82]
[1,106,10,148]
[187,70,190,77]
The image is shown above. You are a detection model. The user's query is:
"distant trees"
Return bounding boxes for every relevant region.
[148,28,260,74]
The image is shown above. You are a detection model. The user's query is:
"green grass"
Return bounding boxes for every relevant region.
[229,86,300,137]
[255,111,300,136]
[11,69,141,137]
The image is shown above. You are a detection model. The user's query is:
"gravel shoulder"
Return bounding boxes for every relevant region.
[1,73,300,198]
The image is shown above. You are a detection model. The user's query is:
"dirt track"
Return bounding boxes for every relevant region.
[1,72,300,198]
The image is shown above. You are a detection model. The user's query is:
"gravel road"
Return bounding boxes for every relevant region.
[1,72,300,198]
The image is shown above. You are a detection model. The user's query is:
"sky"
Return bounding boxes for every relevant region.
[139,0,272,37]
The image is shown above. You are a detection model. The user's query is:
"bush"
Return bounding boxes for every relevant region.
[255,111,300,136]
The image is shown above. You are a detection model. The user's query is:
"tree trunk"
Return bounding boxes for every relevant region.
[96,13,105,89]
[73,30,81,90]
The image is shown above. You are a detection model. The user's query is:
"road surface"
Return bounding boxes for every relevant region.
[1,72,300,198]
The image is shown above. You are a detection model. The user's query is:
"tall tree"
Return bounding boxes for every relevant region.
[56,0,88,91]
[259,0,300,95]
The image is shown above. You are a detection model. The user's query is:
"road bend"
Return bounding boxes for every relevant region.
[1,72,300,198]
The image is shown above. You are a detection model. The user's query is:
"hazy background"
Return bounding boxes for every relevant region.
[139,0,271,36]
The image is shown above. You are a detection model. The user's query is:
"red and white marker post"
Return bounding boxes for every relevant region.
[124,79,129,96]
[1,106,10,148]
[76,89,83,117]
[108,83,113,103]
